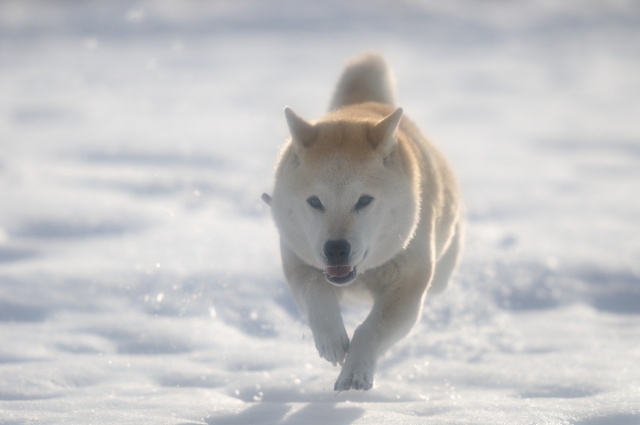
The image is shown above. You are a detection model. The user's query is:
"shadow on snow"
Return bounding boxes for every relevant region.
[202,402,364,425]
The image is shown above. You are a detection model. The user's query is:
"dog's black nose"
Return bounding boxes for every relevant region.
[324,239,351,265]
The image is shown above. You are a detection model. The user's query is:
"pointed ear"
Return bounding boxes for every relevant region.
[370,107,403,154]
[284,107,317,148]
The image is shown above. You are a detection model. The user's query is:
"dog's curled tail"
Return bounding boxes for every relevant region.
[329,53,397,111]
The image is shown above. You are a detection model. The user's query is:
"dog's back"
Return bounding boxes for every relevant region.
[330,53,396,110]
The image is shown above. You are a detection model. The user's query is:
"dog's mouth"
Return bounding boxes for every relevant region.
[324,266,357,285]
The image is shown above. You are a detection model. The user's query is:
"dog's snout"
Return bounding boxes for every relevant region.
[324,239,351,265]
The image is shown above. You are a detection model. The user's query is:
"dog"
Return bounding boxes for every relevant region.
[262,53,463,391]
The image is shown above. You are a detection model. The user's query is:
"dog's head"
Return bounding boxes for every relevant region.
[268,106,420,286]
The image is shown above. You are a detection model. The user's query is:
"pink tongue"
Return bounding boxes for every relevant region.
[325,266,352,278]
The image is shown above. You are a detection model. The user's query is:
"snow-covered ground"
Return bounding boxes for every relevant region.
[1,1,639,424]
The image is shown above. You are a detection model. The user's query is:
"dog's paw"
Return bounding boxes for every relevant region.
[311,324,349,366]
[334,361,374,391]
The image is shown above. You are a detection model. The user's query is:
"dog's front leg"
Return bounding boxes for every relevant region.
[304,275,350,366]
[281,244,349,366]
[334,273,429,390]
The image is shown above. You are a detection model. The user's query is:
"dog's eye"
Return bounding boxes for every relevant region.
[355,195,374,211]
[307,196,324,211]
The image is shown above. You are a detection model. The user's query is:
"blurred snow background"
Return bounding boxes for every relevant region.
[1,1,639,424]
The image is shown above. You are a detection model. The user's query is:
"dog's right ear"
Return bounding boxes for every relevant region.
[284,107,317,149]
[370,107,403,156]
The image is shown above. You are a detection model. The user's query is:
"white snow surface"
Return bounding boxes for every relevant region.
[1,1,640,424]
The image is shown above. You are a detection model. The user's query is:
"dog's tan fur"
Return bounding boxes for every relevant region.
[265,54,463,391]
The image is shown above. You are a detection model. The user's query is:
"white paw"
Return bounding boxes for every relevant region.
[310,323,349,366]
[334,358,375,391]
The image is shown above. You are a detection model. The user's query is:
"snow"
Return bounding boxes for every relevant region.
[1,0,639,424]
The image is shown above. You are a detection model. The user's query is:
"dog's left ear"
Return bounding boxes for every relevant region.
[284,107,317,149]
[370,107,403,155]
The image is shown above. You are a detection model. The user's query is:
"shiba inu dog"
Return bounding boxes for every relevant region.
[263,53,463,391]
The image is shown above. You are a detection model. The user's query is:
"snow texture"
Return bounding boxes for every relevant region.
[1,0,639,424]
